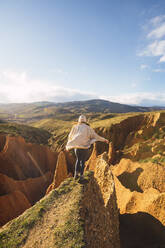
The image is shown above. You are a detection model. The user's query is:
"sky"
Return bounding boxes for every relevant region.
[1,0,165,106]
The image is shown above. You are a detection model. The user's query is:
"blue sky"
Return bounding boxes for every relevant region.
[1,0,165,106]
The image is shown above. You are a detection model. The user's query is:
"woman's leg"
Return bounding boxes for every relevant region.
[74,148,90,178]
[74,149,81,178]
[80,149,90,176]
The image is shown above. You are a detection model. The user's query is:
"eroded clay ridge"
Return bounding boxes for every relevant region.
[94,112,165,163]
[84,112,165,247]
[0,155,120,248]
[0,135,58,226]
[81,153,120,248]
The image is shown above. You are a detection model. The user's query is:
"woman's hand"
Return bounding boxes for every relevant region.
[105,139,109,144]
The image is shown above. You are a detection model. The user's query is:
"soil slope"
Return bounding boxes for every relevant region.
[0,156,120,248]
[0,134,57,226]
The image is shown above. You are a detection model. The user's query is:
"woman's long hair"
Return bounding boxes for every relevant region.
[79,121,90,126]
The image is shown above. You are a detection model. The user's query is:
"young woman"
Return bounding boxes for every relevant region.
[66,115,109,179]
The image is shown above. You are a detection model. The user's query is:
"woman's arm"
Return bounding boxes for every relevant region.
[68,125,76,141]
[90,127,109,143]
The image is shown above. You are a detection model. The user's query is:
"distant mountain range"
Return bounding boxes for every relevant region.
[53,99,165,113]
[0,99,164,123]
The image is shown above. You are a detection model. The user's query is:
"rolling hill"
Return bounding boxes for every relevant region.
[0,99,164,123]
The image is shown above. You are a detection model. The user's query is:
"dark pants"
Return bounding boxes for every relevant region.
[74,148,89,176]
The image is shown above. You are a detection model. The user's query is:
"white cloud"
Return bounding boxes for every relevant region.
[148,23,165,39]
[101,92,165,106]
[140,64,150,70]
[1,70,165,107]
[150,15,165,26]
[0,69,97,103]
[131,82,137,88]
[153,68,165,72]
[139,15,165,63]
[50,67,68,75]
[140,40,165,63]
[159,55,165,62]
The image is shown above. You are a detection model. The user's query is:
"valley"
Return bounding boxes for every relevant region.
[0,100,165,247]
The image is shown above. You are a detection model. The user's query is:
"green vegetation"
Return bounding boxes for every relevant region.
[0,191,57,248]
[0,122,51,145]
[152,127,165,139]
[54,173,91,248]
[139,156,165,166]
[54,207,85,248]
[91,112,139,129]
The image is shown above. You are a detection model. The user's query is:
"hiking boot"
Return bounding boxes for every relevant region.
[77,175,84,183]
[74,174,79,180]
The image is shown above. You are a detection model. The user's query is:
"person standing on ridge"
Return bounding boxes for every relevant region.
[66,115,109,180]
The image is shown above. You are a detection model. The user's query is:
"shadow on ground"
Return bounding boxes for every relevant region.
[117,168,143,192]
[120,212,165,248]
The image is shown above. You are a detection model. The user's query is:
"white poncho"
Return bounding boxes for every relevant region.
[66,123,106,150]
